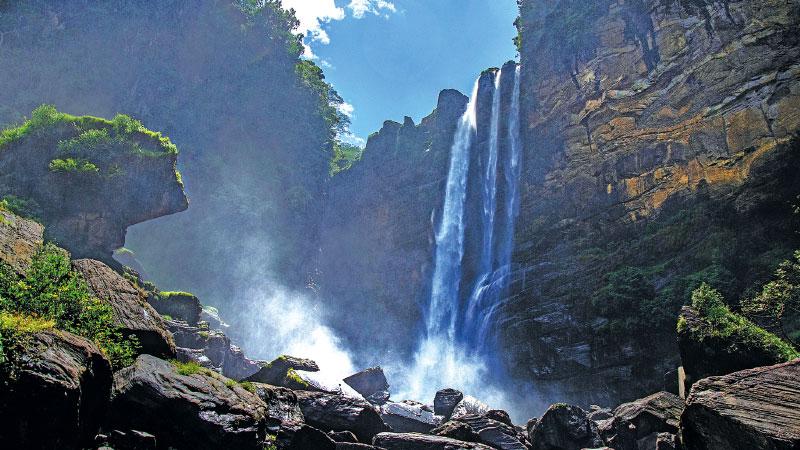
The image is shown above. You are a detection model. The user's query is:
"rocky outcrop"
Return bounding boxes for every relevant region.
[276,422,337,450]
[380,401,441,433]
[246,355,320,385]
[599,391,683,450]
[431,421,481,442]
[147,291,202,326]
[73,258,175,358]
[528,404,604,450]
[434,389,464,420]
[0,209,44,273]
[251,383,305,428]
[171,319,260,380]
[681,359,800,450]
[454,414,527,450]
[0,109,187,265]
[344,367,390,402]
[373,432,494,450]
[110,355,269,450]
[295,390,391,443]
[0,329,113,449]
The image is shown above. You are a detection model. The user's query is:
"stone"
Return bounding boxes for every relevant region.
[434,388,464,419]
[681,359,800,450]
[72,258,175,358]
[329,430,359,443]
[250,383,304,428]
[276,422,336,450]
[110,355,269,450]
[454,414,527,450]
[380,401,442,433]
[295,390,390,443]
[147,291,202,326]
[431,421,481,443]
[0,329,112,449]
[601,391,684,450]
[0,209,44,273]
[245,355,320,385]
[344,367,390,398]
[529,404,604,450]
[450,396,489,420]
[372,432,495,450]
[108,429,157,450]
[484,409,513,427]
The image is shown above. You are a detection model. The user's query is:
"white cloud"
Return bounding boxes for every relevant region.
[348,0,397,19]
[282,0,345,44]
[336,101,355,118]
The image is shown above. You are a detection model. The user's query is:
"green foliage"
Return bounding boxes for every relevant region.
[742,251,800,346]
[172,360,206,376]
[0,105,68,149]
[0,195,42,222]
[239,381,256,393]
[330,142,364,176]
[689,283,799,360]
[592,267,656,337]
[48,158,100,174]
[0,244,138,368]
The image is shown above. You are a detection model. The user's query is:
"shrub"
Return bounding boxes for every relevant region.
[742,250,800,346]
[0,195,42,222]
[172,360,208,376]
[0,243,138,368]
[0,105,67,149]
[49,158,100,174]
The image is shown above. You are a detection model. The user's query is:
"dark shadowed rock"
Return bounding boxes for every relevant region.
[108,429,157,450]
[681,359,800,450]
[344,367,390,399]
[637,432,677,450]
[373,432,494,450]
[246,355,320,385]
[251,383,304,428]
[529,404,603,450]
[73,258,175,358]
[295,390,390,443]
[170,319,261,380]
[336,443,385,450]
[601,391,683,450]
[587,405,613,422]
[329,430,359,443]
[0,209,44,273]
[454,414,527,450]
[0,329,112,449]
[276,422,336,450]
[381,401,441,433]
[110,355,268,450]
[485,409,513,427]
[148,291,202,326]
[434,388,464,419]
[431,421,481,443]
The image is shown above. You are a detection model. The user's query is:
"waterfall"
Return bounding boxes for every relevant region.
[396,65,522,407]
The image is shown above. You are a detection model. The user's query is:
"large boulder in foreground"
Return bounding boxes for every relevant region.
[110,355,269,450]
[681,359,800,450]
[600,391,683,450]
[434,389,464,420]
[344,367,389,397]
[373,432,494,450]
[529,404,604,450]
[0,329,112,449]
[295,390,390,443]
[381,401,441,433]
[250,383,305,429]
[73,258,175,358]
[0,209,44,273]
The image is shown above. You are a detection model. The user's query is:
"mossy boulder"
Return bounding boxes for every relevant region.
[148,291,202,326]
[245,355,320,388]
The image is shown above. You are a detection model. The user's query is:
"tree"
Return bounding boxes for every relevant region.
[742,251,800,346]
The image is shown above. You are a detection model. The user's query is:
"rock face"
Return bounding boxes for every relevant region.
[295,390,390,443]
[529,404,604,450]
[110,355,269,450]
[434,389,465,420]
[148,291,202,326]
[0,329,113,449]
[73,258,175,358]
[170,319,260,380]
[677,305,791,388]
[0,209,44,273]
[0,111,187,265]
[681,359,800,450]
[600,391,684,450]
[251,383,305,427]
[276,423,337,450]
[373,432,494,450]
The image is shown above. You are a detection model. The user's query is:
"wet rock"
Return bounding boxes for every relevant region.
[681,359,800,450]
[637,432,677,450]
[295,390,390,443]
[73,258,175,358]
[245,355,320,385]
[344,367,390,399]
[450,395,489,420]
[200,305,230,332]
[485,409,513,427]
[373,432,494,450]
[0,209,44,273]
[366,390,392,406]
[434,388,464,419]
[329,430,359,443]
[601,391,683,450]
[108,429,157,450]
[0,329,112,449]
[455,414,527,450]
[169,320,260,380]
[276,422,336,450]
[381,401,442,433]
[336,443,386,450]
[250,383,304,428]
[147,291,202,326]
[431,420,481,442]
[529,404,603,450]
[110,355,268,450]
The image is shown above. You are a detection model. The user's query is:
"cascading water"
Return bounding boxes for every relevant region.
[397,65,523,409]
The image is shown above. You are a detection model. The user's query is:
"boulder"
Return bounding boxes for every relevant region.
[295,390,390,443]
[251,383,304,428]
[0,209,44,273]
[637,432,677,450]
[276,422,336,450]
[147,291,202,326]
[373,432,494,450]
[381,401,441,433]
[0,329,112,449]
[529,404,604,450]
[485,409,513,427]
[107,429,158,450]
[601,391,683,450]
[434,388,464,419]
[245,355,320,385]
[110,355,269,450]
[73,259,175,358]
[168,320,260,380]
[329,430,360,443]
[681,359,800,450]
[431,421,481,443]
[450,395,489,420]
[336,443,386,450]
[344,367,390,399]
[587,405,613,422]
[455,414,527,450]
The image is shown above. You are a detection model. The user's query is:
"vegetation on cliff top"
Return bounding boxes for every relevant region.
[0,243,139,369]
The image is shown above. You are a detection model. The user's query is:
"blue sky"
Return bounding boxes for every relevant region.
[281,0,519,145]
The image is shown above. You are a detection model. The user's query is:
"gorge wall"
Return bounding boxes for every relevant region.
[319,0,800,408]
